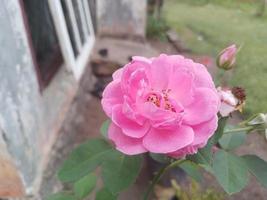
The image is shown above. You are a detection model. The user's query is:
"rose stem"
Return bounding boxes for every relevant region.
[223,126,254,134]
[143,159,186,200]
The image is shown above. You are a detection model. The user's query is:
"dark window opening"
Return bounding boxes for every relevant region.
[88,0,97,32]
[60,0,79,57]
[21,0,63,89]
[72,0,86,44]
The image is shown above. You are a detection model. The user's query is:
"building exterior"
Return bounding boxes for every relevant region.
[0,0,146,198]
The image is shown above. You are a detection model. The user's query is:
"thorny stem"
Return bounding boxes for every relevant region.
[143,159,186,200]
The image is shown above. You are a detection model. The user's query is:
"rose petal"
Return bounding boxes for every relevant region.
[168,69,194,106]
[121,60,149,99]
[168,145,198,159]
[112,105,149,138]
[148,54,174,90]
[184,59,215,90]
[101,80,123,117]
[112,68,123,80]
[184,88,219,125]
[192,115,218,145]
[108,123,147,155]
[142,125,194,153]
[132,56,152,64]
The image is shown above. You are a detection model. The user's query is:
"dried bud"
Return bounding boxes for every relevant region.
[217,87,245,117]
[232,87,246,102]
[217,44,238,70]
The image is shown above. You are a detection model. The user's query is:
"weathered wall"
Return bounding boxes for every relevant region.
[0,0,77,196]
[0,131,24,197]
[97,0,147,39]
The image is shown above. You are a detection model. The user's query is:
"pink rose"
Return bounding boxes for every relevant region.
[217,44,237,70]
[102,54,220,157]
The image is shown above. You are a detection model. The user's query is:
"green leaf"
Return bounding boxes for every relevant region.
[74,173,97,199]
[102,150,143,194]
[180,161,202,182]
[188,117,229,172]
[213,150,248,194]
[100,120,110,138]
[95,188,117,200]
[58,138,113,182]
[187,144,213,172]
[242,155,267,188]
[46,192,77,200]
[149,153,171,164]
[212,117,228,145]
[219,132,246,150]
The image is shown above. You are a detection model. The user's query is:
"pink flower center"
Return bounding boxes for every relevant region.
[146,90,177,112]
[146,93,161,107]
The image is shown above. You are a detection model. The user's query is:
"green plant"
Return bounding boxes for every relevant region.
[146,15,168,40]
[171,179,224,200]
[46,48,267,200]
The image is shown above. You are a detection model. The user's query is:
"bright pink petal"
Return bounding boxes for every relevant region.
[191,63,215,90]
[169,55,185,64]
[139,102,183,129]
[121,61,149,99]
[112,105,149,138]
[112,68,123,80]
[101,80,123,117]
[132,56,152,64]
[143,125,194,153]
[122,96,146,125]
[148,54,173,90]
[168,69,194,106]
[127,68,149,100]
[108,123,147,155]
[183,88,219,125]
[192,115,218,145]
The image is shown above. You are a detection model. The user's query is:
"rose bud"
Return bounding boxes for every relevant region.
[217,86,246,117]
[217,44,238,70]
[246,113,267,126]
[246,113,267,138]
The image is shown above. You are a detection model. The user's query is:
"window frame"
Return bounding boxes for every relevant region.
[19,0,65,90]
[48,0,95,80]
[19,0,95,91]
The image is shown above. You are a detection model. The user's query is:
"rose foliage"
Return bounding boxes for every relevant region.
[47,49,267,200]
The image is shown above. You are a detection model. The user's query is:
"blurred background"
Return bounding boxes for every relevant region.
[0,0,266,199]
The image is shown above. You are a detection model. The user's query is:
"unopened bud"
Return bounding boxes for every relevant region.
[246,113,267,137]
[247,113,267,127]
[217,44,238,70]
